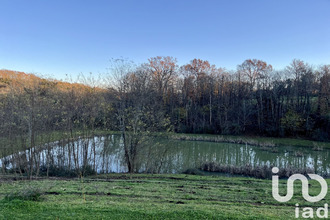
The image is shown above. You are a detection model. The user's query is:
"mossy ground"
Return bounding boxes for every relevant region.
[0,174,328,219]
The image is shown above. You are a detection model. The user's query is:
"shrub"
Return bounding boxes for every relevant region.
[4,187,42,202]
[182,168,204,175]
[81,164,97,176]
[39,165,77,177]
[200,162,318,179]
[39,165,96,177]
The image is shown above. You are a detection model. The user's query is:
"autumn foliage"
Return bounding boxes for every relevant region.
[0,57,329,143]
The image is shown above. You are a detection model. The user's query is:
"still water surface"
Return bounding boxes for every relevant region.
[1,135,329,175]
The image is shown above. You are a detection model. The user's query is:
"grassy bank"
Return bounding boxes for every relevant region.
[170,132,330,149]
[0,174,329,219]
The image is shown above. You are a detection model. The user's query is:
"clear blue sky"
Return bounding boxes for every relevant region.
[1,0,329,80]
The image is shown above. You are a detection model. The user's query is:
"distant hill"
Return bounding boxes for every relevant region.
[0,69,102,94]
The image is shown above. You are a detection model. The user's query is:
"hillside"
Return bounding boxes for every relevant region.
[0,69,100,94]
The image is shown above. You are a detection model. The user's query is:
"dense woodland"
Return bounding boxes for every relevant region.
[0,57,329,174]
[0,57,329,141]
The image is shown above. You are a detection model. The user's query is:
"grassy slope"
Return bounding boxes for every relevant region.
[169,132,330,149]
[0,174,329,219]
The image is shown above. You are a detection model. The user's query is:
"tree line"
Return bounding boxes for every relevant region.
[111,57,329,141]
[0,57,329,143]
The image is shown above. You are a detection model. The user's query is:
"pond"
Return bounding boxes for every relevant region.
[0,135,329,175]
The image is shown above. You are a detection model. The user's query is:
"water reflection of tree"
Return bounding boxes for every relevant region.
[1,136,329,175]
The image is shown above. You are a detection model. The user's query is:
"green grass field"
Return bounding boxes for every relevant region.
[0,174,329,219]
